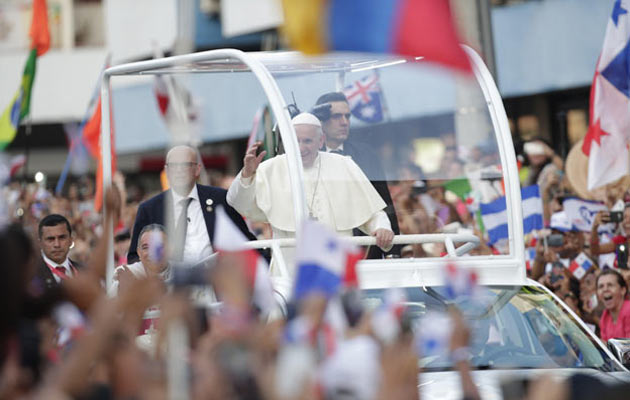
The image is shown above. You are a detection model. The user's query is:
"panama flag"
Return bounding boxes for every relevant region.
[582,0,630,190]
[213,206,275,315]
[294,219,361,299]
[568,252,594,280]
[370,288,406,344]
[443,263,479,301]
[343,73,384,123]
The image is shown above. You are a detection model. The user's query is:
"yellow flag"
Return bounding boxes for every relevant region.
[0,90,22,150]
[281,0,328,54]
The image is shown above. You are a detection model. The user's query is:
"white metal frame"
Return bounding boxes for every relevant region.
[99,47,526,290]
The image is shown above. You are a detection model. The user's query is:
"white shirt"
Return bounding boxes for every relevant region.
[171,186,213,264]
[41,251,73,283]
[325,144,344,153]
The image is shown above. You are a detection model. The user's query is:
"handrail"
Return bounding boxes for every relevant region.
[242,233,480,253]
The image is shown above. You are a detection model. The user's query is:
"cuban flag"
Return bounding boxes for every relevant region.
[569,252,594,280]
[582,0,630,190]
[213,206,275,315]
[480,185,543,245]
[294,219,359,299]
[343,73,384,123]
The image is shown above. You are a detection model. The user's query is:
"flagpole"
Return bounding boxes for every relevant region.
[100,72,114,290]
[373,69,392,122]
[335,71,345,91]
[22,117,32,182]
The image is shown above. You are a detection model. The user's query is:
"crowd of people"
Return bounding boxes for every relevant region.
[2,91,630,399]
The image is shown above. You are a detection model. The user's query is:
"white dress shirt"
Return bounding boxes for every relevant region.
[42,251,74,283]
[325,144,345,153]
[171,186,213,264]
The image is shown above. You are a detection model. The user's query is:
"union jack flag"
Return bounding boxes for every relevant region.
[343,73,384,123]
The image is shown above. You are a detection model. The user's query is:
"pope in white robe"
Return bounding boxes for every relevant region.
[227,113,394,276]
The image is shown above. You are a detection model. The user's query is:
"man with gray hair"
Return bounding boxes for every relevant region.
[128,145,255,265]
[227,113,393,275]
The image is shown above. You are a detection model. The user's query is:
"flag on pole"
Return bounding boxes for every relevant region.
[29,0,51,56]
[83,93,116,211]
[282,0,471,72]
[562,197,614,232]
[343,73,384,123]
[152,45,199,133]
[0,0,50,149]
[480,185,543,245]
[214,206,275,314]
[582,0,630,190]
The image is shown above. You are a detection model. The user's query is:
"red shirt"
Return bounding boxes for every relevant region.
[599,299,630,342]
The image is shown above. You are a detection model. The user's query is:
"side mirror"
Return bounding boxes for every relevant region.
[607,338,630,367]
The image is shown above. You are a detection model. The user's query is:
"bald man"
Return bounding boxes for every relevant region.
[128,145,256,264]
[227,113,393,275]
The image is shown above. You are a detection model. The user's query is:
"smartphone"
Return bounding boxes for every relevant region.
[547,234,564,247]
[609,211,623,223]
[550,262,564,285]
[617,243,629,270]
[255,143,265,157]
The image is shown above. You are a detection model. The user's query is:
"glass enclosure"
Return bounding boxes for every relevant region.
[106,50,515,276]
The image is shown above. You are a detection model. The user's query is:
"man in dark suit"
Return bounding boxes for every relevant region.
[313,92,401,258]
[37,214,82,290]
[128,145,256,264]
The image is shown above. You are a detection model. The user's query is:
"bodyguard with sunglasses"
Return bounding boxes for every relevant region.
[313,92,401,258]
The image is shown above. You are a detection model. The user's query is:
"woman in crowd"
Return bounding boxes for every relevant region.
[597,268,630,342]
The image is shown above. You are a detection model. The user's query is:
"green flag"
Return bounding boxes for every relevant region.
[443,177,472,200]
[0,49,37,149]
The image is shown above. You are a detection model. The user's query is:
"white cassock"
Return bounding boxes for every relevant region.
[227,152,391,276]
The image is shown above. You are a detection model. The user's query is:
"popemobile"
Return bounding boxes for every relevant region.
[100,45,630,398]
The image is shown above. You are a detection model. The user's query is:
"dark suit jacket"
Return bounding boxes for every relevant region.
[127,184,257,263]
[328,140,401,258]
[35,257,83,291]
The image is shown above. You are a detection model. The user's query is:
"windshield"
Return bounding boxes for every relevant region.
[269,56,509,257]
[362,285,623,372]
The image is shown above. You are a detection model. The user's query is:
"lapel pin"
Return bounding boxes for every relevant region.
[206,199,213,206]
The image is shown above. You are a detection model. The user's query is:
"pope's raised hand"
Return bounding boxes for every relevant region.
[242,141,267,179]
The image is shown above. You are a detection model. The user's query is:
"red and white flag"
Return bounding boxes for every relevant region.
[9,154,26,178]
[152,46,199,132]
[213,206,275,315]
[582,0,630,190]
